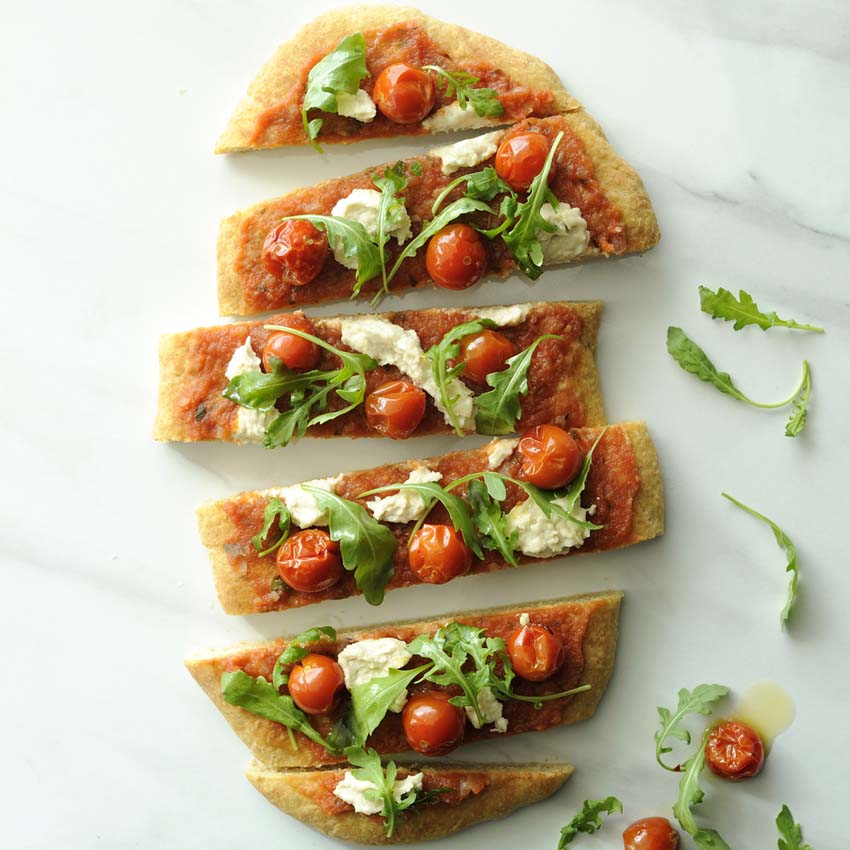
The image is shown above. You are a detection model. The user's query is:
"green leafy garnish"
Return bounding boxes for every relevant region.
[654,684,730,771]
[699,286,824,333]
[301,486,397,605]
[502,130,563,279]
[556,797,623,847]
[475,334,559,434]
[467,478,519,566]
[776,805,812,850]
[369,162,411,302]
[422,65,504,117]
[722,493,800,627]
[301,33,369,151]
[348,664,431,744]
[431,166,515,216]
[666,327,811,435]
[252,497,291,556]
[409,161,423,177]
[271,626,337,689]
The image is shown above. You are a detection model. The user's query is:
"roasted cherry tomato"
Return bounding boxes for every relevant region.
[622,817,680,850]
[402,690,466,755]
[261,314,321,372]
[705,720,765,781]
[364,380,427,439]
[276,529,342,593]
[506,623,565,682]
[425,223,488,290]
[287,653,346,715]
[517,424,582,490]
[408,524,473,584]
[262,219,328,285]
[458,330,518,385]
[494,132,552,191]
[373,63,436,124]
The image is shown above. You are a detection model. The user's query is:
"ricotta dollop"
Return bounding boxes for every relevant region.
[330,189,412,269]
[485,438,518,470]
[464,686,508,733]
[336,89,377,123]
[423,102,500,133]
[333,771,424,814]
[367,466,443,523]
[337,638,413,712]
[474,304,531,326]
[429,129,505,175]
[263,475,342,528]
[537,203,590,264]
[224,337,277,444]
[505,495,593,558]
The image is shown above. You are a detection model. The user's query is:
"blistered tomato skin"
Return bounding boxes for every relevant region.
[262,219,328,285]
[402,691,466,755]
[705,720,765,781]
[425,223,488,290]
[373,63,436,124]
[287,653,346,715]
[364,380,427,439]
[276,529,343,593]
[262,314,321,372]
[622,817,680,850]
[408,524,473,584]
[459,330,518,385]
[518,424,582,490]
[495,132,552,191]
[506,624,565,682]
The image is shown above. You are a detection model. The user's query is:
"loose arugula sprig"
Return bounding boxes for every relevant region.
[557,797,623,847]
[654,684,729,771]
[301,33,369,151]
[422,65,504,117]
[666,326,812,437]
[699,286,824,333]
[776,805,812,850]
[431,166,515,216]
[252,497,291,556]
[722,493,800,627]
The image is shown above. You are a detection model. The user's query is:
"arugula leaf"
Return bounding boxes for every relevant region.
[220,670,337,753]
[222,358,313,411]
[301,33,369,151]
[556,429,606,525]
[699,286,824,333]
[654,684,729,771]
[557,797,623,847]
[252,497,291,556]
[348,664,431,744]
[467,478,518,566]
[271,626,337,689]
[785,362,811,437]
[302,486,397,605]
[501,130,563,279]
[475,334,559,434]
[409,161,423,177]
[431,166,515,216]
[776,805,812,850]
[422,65,504,117]
[369,162,410,302]
[722,493,800,627]
[673,732,731,850]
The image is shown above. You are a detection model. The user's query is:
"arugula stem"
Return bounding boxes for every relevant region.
[431,175,468,216]
[499,683,591,704]
[742,360,810,409]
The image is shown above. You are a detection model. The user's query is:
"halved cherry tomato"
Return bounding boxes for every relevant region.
[705,720,765,781]
[261,314,321,372]
[517,424,582,490]
[287,653,345,715]
[262,219,328,285]
[495,132,553,191]
[425,223,488,290]
[506,624,565,682]
[408,524,473,584]
[373,63,436,124]
[402,690,466,755]
[276,529,342,593]
[364,380,427,439]
[622,817,680,850]
[458,330,517,385]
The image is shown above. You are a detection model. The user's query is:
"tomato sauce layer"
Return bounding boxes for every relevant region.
[172,303,590,442]
[250,22,555,147]
[219,425,640,613]
[230,115,624,314]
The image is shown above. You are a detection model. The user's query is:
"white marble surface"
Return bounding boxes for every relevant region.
[2,1,849,847]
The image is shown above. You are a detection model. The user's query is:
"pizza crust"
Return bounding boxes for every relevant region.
[216,6,580,153]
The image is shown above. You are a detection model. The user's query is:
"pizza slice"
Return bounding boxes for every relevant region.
[184,592,621,769]
[195,422,662,614]
[153,301,604,447]
[216,6,581,153]
[218,114,659,315]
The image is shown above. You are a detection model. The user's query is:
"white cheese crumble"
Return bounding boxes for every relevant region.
[337,638,413,712]
[465,686,508,733]
[486,438,518,470]
[336,89,376,123]
[263,475,342,528]
[340,316,476,432]
[334,771,424,815]
[518,612,530,627]
[505,495,593,558]
[429,129,505,175]
[423,102,501,133]
[330,189,411,270]
[474,304,531,326]
[367,466,442,523]
[224,337,277,444]
[537,202,590,265]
